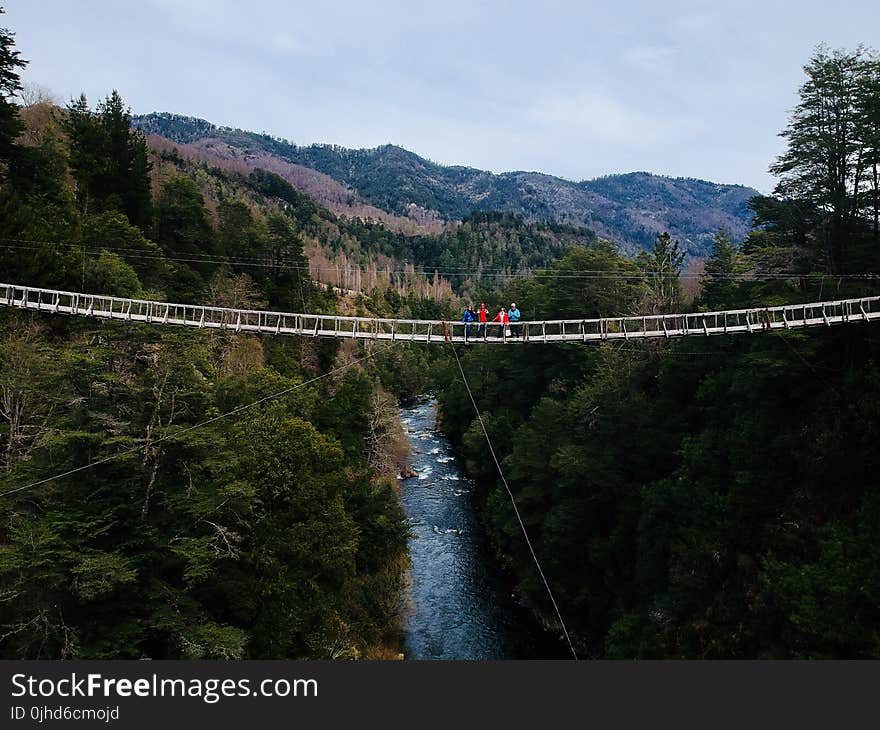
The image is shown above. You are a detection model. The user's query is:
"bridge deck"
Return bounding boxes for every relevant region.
[3,283,880,344]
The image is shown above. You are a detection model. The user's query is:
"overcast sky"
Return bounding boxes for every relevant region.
[6,1,879,192]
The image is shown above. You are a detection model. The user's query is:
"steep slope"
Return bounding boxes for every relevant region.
[134,113,758,257]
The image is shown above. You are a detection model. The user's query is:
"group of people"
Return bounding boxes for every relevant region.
[460,302,522,341]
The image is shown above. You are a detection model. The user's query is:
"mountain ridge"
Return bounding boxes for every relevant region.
[134,112,759,257]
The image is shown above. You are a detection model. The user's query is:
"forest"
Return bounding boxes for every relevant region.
[437,45,880,657]
[0,10,438,659]
[1,0,879,661]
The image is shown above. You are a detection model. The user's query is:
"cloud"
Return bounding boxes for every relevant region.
[668,9,719,35]
[269,33,312,56]
[144,0,314,56]
[10,0,879,191]
[624,44,677,73]
[528,91,664,146]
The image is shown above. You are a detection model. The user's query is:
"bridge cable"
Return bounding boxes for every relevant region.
[4,239,880,281]
[0,343,395,499]
[448,341,580,660]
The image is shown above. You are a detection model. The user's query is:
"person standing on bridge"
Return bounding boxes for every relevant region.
[478,302,488,339]
[492,306,509,338]
[461,304,475,341]
[508,302,521,338]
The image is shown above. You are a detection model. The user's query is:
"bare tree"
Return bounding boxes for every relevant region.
[17,81,56,108]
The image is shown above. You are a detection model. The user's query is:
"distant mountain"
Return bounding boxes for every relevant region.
[134,112,759,257]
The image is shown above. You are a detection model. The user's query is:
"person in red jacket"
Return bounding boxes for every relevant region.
[492,306,509,337]
[478,302,488,338]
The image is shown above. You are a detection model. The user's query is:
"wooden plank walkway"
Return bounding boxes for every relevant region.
[3,282,880,344]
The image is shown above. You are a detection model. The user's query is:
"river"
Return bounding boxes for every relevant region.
[398,397,567,660]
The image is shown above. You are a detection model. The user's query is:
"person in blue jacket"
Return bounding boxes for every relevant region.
[461,304,475,341]
[508,302,522,338]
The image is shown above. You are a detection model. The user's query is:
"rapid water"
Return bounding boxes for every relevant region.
[398,398,566,660]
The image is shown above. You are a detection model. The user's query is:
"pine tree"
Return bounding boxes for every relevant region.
[154,174,214,259]
[856,59,880,238]
[700,228,739,308]
[96,90,152,228]
[639,232,685,314]
[770,46,875,271]
[0,7,27,172]
[63,94,106,217]
[63,91,152,227]
[264,213,313,309]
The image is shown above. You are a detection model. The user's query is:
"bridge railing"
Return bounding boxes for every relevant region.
[452,297,880,342]
[3,283,880,344]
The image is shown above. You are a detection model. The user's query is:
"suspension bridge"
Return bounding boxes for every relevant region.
[3,280,879,661]
[3,282,880,343]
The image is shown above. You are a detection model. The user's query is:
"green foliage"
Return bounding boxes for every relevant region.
[0,7,25,169]
[700,228,740,309]
[637,232,686,313]
[217,199,256,259]
[248,168,320,221]
[80,211,166,288]
[154,174,213,259]
[0,114,78,288]
[63,91,152,228]
[435,106,880,657]
[71,552,138,601]
[82,251,142,296]
[2,22,877,663]
[262,212,314,309]
[373,344,435,403]
[440,308,880,657]
[0,25,409,656]
[507,242,645,321]
[0,325,408,659]
[769,45,880,272]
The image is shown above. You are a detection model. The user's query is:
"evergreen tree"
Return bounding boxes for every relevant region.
[639,232,685,313]
[96,90,152,228]
[154,174,214,259]
[0,6,25,172]
[62,94,105,217]
[264,213,313,309]
[217,199,256,259]
[63,91,152,228]
[770,46,875,271]
[700,228,739,308]
[856,58,880,238]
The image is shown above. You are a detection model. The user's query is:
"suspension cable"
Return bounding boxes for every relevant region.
[0,343,395,499]
[448,340,579,660]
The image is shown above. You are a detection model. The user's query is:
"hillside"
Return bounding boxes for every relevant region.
[144,134,595,300]
[134,113,758,257]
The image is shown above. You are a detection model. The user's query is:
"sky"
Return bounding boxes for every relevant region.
[5,1,879,192]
